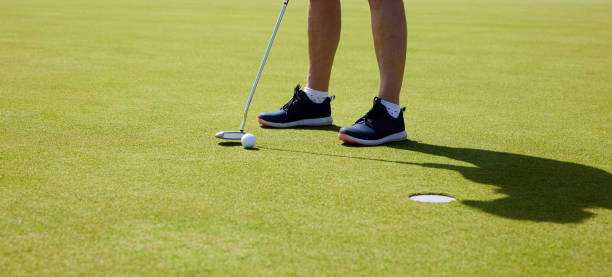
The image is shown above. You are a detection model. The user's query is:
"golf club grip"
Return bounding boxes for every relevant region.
[239,1,289,132]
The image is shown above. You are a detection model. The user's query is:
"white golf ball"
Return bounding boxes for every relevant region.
[241,133,256,148]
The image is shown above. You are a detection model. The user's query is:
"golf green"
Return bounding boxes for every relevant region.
[1,0,611,275]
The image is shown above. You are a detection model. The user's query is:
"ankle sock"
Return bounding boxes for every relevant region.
[380,99,401,118]
[304,87,329,104]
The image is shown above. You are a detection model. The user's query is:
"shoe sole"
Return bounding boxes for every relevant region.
[338,131,407,146]
[258,116,333,128]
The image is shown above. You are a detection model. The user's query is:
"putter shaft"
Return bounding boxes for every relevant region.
[239,0,289,132]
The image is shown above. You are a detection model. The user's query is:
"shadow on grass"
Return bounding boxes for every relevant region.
[217,141,259,150]
[218,141,242,146]
[261,140,612,223]
[260,124,342,133]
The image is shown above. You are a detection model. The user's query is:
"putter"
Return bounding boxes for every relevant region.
[216,0,290,140]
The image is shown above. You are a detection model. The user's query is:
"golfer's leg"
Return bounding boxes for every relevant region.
[369,0,407,104]
[337,0,407,145]
[257,0,339,128]
[306,0,341,92]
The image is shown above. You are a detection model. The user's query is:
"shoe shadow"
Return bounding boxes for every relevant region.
[260,124,341,133]
[262,140,612,223]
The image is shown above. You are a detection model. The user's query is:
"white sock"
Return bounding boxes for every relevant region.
[380,99,401,118]
[304,87,329,104]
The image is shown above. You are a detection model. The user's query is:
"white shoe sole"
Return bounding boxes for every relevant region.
[258,116,333,128]
[338,131,407,146]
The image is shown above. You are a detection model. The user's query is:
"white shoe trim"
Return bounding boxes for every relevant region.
[259,116,333,128]
[340,130,407,146]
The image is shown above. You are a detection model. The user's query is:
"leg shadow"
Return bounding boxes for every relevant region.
[385,141,612,223]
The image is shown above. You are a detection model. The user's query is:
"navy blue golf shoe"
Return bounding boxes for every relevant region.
[338,97,407,145]
[258,84,333,128]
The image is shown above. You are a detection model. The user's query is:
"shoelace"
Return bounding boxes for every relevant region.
[355,97,380,127]
[281,85,302,111]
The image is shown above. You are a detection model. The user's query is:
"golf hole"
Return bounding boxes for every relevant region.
[409,194,456,203]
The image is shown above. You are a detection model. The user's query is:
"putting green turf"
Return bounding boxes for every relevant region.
[1,0,611,275]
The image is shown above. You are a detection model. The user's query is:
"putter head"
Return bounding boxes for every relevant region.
[215,131,245,140]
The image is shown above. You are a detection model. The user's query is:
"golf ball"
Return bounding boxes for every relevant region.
[241,133,256,148]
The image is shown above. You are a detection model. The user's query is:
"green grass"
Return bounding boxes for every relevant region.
[1,0,611,275]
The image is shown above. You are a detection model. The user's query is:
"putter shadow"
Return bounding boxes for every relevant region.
[263,141,612,223]
[218,141,242,147]
[217,141,260,150]
[260,145,420,166]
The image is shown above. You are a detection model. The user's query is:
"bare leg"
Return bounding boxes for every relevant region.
[306,0,341,92]
[369,0,407,104]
